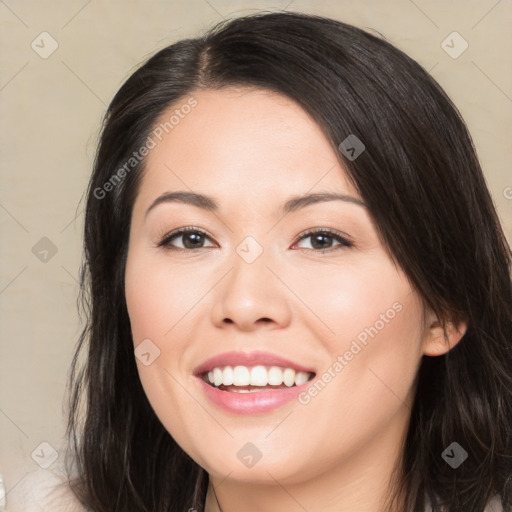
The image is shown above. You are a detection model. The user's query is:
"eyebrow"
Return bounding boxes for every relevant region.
[144,190,366,219]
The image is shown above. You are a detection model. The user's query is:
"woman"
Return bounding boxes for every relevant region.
[63,11,511,512]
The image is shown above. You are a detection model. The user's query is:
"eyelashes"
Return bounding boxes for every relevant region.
[156,226,354,253]
[157,227,215,251]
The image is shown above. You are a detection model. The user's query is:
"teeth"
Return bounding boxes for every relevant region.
[268,366,282,385]
[205,365,313,388]
[233,365,250,386]
[283,368,295,387]
[213,368,223,387]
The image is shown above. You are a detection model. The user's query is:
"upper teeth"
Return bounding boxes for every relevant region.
[206,365,312,387]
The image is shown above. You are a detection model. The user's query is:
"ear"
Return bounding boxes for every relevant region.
[422,315,467,357]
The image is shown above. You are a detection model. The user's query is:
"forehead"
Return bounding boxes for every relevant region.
[135,87,358,211]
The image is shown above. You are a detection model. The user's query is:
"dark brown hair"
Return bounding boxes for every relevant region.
[66,11,512,511]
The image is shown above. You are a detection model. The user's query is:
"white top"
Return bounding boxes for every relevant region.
[5,467,505,512]
[424,495,504,512]
[4,465,83,512]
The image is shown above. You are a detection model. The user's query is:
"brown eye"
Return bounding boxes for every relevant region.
[157,227,353,253]
[294,229,354,252]
[158,227,216,250]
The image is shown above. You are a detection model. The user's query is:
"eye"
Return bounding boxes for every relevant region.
[157,227,354,253]
[157,227,216,251]
[293,228,354,252]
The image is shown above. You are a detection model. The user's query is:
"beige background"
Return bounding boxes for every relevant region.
[0,1,511,510]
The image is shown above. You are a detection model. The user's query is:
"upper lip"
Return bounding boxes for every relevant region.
[193,350,316,376]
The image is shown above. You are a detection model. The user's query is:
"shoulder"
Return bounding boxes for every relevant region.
[425,495,505,512]
[485,495,505,512]
[13,464,85,512]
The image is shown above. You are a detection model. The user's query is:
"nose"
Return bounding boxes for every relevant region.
[210,248,292,332]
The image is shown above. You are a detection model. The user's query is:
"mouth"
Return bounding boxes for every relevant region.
[200,365,316,393]
[193,351,317,413]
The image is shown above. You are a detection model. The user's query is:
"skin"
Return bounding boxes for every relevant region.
[124,87,466,512]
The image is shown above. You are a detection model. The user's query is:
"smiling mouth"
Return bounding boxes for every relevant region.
[201,365,316,392]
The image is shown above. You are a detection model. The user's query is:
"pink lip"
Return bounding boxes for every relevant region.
[195,375,314,415]
[193,350,315,375]
[193,350,316,415]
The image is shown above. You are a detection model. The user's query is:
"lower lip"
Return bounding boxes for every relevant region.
[195,376,312,415]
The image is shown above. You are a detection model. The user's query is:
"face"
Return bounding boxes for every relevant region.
[125,87,429,488]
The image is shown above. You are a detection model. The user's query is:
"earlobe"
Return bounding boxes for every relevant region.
[422,318,467,357]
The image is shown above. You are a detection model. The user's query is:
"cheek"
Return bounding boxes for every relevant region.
[292,257,424,406]
[124,248,203,437]
[326,299,423,431]
[288,256,414,343]
[124,248,205,343]
[292,269,424,463]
